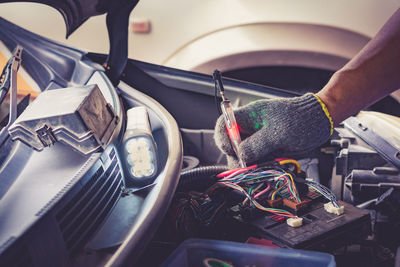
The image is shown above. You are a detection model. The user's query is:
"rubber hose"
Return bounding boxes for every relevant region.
[178,165,229,190]
[181,156,200,172]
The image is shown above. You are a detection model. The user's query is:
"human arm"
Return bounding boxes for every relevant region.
[214,8,400,167]
[317,8,400,125]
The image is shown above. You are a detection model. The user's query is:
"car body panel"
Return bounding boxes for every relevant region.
[0,16,183,266]
[1,1,400,266]
[0,0,105,37]
[0,0,399,68]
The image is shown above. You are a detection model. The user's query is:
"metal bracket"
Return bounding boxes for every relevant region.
[344,117,400,169]
[0,45,22,146]
[36,124,56,147]
[100,103,119,145]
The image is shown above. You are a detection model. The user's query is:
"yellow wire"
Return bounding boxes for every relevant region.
[286,173,301,202]
[203,201,226,224]
[271,177,289,200]
[278,160,301,174]
[275,173,301,203]
[286,173,297,194]
[271,191,278,200]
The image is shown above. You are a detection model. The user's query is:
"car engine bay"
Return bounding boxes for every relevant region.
[136,109,400,267]
[1,4,400,266]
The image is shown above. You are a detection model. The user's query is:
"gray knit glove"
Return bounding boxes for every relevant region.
[214,93,333,167]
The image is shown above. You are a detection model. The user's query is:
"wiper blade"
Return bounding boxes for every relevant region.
[0,45,22,146]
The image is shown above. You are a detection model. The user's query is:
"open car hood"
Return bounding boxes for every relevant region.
[0,0,137,37]
[0,0,139,85]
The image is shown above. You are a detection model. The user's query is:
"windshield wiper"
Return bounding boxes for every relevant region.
[0,45,22,146]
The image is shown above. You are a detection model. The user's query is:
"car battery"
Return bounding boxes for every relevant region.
[8,84,119,155]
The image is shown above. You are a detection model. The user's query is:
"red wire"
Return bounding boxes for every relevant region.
[274,157,292,162]
[216,164,257,178]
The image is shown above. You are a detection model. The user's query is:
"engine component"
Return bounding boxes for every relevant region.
[345,167,400,201]
[8,84,118,155]
[250,201,370,251]
[286,217,303,227]
[283,198,310,211]
[167,159,352,243]
[0,145,124,266]
[330,124,388,202]
[178,165,228,191]
[324,202,345,215]
[344,116,400,169]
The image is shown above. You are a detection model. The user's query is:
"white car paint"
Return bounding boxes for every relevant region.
[0,1,398,71]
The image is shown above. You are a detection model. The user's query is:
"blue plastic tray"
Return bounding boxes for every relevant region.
[162,239,336,267]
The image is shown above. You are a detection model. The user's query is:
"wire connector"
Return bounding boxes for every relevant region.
[324,202,344,215]
[286,217,303,228]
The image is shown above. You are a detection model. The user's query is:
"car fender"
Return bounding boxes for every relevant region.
[163,23,370,73]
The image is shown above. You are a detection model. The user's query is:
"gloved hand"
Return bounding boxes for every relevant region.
[214,93,333,167]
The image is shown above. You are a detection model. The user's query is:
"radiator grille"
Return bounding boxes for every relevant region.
[56,147,123,256]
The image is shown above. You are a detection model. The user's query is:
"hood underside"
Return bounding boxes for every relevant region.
[0,0,132,37]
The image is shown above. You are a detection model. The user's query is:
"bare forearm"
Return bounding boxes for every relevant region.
[317,8,400,125]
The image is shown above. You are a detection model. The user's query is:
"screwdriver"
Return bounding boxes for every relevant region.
[213,70,246,168]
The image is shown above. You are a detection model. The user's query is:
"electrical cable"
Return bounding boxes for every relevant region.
[208,181,297,218]
[178,165,229,190]
[217,164,258,178]
[275,158,301,174]
[253,184,271,199]
[171,158,343,235]
[306,180,339,207]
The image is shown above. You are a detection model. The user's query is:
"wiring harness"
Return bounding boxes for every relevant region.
[169,158,340,237]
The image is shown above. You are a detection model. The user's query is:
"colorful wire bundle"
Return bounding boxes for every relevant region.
[171,192,228,236]
[206,159,311,218]
[305,180,339,208]
[218,165,301,204]
[171,158,342,235]
[208,181,297,218]
[273,172,301,203]
[275,158,302,174]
